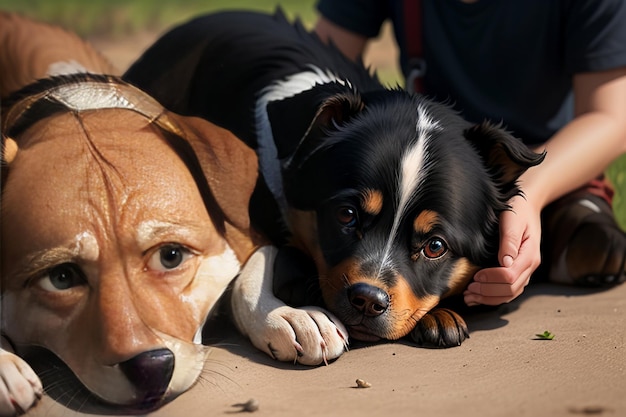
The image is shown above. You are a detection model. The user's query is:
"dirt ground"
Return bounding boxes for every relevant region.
[23,29,626,417]
[28,282,626,417]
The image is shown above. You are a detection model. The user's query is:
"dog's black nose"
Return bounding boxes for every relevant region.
[119,348,174,405]
[348,283,389,317]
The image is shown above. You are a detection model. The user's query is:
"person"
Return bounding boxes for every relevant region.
[314,0,626,307]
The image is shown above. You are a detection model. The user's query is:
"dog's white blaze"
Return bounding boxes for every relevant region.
[377,104,439,276]
[255,65,350,212]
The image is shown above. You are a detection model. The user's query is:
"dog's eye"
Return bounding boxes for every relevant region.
[147,244,193,271]
[38,263,86,292]
[422,237,448,259]
[336,206,358,228]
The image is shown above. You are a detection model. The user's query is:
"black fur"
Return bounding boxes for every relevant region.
[124,10,544,347]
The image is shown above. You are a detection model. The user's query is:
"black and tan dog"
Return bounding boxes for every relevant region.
[125,10,544,365]
[1,13,259,416]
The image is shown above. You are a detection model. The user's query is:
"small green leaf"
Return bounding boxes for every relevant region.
[534,330,555,340]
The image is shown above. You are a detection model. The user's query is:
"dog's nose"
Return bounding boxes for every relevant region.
[348,283,389,316]
[119,348,174,405]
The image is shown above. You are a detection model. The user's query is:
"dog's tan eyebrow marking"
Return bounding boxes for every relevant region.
[443,258,480,297]
[413,210,440,234]
[361,189,384,216]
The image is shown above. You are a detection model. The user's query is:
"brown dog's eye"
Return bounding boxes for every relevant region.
[423,237,448,259]
[147,243,193,272]
[336,206,358,228]
[38,263,86,292]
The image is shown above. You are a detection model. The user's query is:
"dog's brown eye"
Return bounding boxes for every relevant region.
[336,206,358,228]
[423,237,448,259]
[38,263,85,292]
[147,243,193,272]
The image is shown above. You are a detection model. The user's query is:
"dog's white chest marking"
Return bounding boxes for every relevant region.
[376,104,440,276]
[255,65,350,212]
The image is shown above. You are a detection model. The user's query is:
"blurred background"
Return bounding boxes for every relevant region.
[1,0,623,226]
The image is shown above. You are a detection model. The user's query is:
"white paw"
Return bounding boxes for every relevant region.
[249,306,349,366]
[0,349,43,417]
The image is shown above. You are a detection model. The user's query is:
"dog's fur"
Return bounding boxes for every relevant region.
[0,11,119,99]
[124,10,544,365]
[1,13,259,415]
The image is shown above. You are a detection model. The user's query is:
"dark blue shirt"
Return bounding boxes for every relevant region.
[317,0,626,145]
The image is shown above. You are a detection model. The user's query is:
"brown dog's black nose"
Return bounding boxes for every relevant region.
[119,348,174,406]
[348,283,389,317]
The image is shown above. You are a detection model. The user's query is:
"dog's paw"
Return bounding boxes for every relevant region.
[0,348,43,417]
[409,308,469,348]
[249,306,349,366]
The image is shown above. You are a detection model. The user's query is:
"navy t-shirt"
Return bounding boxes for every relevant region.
[316,0,626,145]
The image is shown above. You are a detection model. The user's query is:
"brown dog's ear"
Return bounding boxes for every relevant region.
[464,121,545,191]
[164,113,261,261]
[265,84,364,171]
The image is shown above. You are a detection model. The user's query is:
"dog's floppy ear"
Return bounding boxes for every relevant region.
[266,83,364,170]
[464,121,545,196]
[164,113,261,261]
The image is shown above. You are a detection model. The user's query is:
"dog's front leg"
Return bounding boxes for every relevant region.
[231,245,349,365]
[0,338,43,416]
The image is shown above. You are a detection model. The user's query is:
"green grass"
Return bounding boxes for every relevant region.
[2,0,624,226]
[0,0,317,37]
[607,154,626,229]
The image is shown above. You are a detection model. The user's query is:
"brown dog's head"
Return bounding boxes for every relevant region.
[1,74,258,412]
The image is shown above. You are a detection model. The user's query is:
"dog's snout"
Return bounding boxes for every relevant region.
[119,348,174,405]
[348,283,389,317]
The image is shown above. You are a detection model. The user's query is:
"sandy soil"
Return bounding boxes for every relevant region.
[28,282,626,417]
[25,30,625,417]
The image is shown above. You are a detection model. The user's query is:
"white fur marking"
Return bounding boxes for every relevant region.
[255,65,350,212]
[72,231,99,261]
[377,104,439,276]
[47,60,90,77]
[45,81,164,118]
[578,198,602,213]
[192,246,240,345]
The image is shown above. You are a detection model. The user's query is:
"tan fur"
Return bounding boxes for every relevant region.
[443,258,480,297]
[0,13,261,413]
[0,11,118,98]
[361,189,384,216]
[1,105,260,408]
[321,258,440,341]
[413,209,440,234]
[386,278,440,340]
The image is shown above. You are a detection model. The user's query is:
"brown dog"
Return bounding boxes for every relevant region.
[0,13,259,416]
[0,11,119,98]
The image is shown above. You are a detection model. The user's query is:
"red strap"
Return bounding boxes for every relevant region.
[403,0,425,93]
